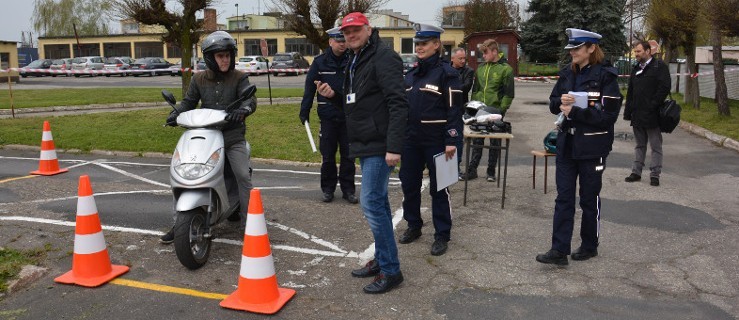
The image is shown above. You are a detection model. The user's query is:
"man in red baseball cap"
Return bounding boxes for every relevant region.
[317,11,409,294]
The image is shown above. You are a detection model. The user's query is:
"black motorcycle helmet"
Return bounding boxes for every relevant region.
[201,31,237,73]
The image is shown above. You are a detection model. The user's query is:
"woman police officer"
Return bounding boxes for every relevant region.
[535,28,622,265]
[397,23,463,256]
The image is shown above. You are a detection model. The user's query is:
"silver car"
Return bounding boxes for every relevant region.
[71,56,105,77]
[50,58,73,77]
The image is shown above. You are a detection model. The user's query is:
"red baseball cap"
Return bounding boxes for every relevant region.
[339,12,369,30]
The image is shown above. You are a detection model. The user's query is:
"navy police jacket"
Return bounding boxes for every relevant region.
[549,62,622,159]
[300,48,348,122]
[404,55,463,147]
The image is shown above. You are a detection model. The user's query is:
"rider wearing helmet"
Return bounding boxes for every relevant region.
[161,31,257,244]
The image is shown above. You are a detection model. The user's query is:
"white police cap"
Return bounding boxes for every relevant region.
[326,27,345,41]
[564,28,602,49]
[413,23,444,43]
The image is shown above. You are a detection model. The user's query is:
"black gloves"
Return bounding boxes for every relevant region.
[166,112,178,126]
[226,107,251,123]
[299,113,309,125]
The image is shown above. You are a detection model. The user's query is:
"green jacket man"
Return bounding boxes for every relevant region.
[462,39,515,182]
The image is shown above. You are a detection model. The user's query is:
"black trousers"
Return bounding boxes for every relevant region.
[551,150,605,255]
[399,143,452,242]
[319,119,355,195]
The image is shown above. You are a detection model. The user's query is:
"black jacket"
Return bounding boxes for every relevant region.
[404,54,463,147]
[300,48,348,122]
[623,58,671,128]
[549,62,622,159]
[333,29,409,158]
[177,69,257,146]
[455,64,474,104]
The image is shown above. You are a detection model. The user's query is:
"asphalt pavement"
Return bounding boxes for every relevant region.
[1,82,738,319]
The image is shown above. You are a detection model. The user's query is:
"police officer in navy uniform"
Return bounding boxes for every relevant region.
[536,28,622,265]
[299,27,357,204]
[398,24,463,256]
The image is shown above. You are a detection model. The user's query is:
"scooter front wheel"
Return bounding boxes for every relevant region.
[174,208,212,270]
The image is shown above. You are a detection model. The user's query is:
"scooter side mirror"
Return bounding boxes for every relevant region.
[239,84,257,100]
[162,90,177,107]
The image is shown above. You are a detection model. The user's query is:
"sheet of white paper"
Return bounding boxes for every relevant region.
[433,152,458,191]
[568,91,589,109]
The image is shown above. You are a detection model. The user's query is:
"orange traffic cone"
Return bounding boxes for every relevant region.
[220,189,295,314]
[54,175,129,287]
[30,120,68,176]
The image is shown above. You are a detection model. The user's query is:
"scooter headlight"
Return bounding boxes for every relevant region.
[174,149,221,180]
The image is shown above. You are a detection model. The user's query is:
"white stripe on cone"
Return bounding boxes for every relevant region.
[245,213,267,235]
[40,150,58,160]
[73,232,108,254]
[42,131,53,140]
[76,196,98,216]
[239,255,276,279]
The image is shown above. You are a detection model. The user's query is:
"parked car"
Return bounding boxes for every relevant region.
[401,54,418,74]
[169,61,182,76]
[71,56,105,77]
[130,57,173,76]
[195,58,206,71]
[49,58,73,77]
[104,57,133,77]
[236,55,271,75]
[19,59,54,77]
[271,52,310,76]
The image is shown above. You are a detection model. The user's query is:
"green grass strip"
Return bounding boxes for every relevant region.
[0,88,304,109]
[0,104,324,163]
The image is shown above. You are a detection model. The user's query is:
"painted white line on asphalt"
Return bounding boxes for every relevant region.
[92,161,170,188]
[0,190,170,205]
[266,220,348,254]
[356,178,428,263]
[0,156,87,163]
[0,215,356,258]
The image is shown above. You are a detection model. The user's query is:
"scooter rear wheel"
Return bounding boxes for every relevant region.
[174,208,211,270]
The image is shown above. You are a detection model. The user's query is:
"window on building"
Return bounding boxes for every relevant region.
[134,42,164,58]
[77,44,101,57]
[166,44,181,58]
[104,43,131,58]
[0,53,9,69]
[244,39,277,56]
[44,44,71,59]
[284,38,319,56]
[401,38,414,54]
[381,37,395,51]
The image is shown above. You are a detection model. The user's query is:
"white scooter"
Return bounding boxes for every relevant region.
[161,85,256,269]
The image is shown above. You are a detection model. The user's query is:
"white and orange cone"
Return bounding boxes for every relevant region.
[30,120,68,176]
[220,188,295,314]
[54,175,129,287]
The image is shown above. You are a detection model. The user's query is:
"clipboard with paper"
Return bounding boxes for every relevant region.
[433,152,458,191]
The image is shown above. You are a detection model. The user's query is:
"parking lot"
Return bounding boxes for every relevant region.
[1,83,739,319]
[12,71,308,89]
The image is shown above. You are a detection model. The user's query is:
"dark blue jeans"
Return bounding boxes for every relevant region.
[359,156,400,275]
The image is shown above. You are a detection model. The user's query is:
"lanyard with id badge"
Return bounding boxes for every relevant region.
[347,54,358,105]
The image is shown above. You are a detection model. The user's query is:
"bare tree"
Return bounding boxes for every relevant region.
[114,0,213,94]
[269,0,388,48]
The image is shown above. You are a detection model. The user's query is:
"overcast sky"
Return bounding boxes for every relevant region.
[0,0,451,43]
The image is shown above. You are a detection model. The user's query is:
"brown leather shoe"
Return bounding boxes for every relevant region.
[363,272,404,294]
[351,259,380,278]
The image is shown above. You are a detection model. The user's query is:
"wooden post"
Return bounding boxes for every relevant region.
[7,74,15,118]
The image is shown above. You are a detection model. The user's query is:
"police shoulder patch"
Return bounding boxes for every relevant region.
[448,128,459,137]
